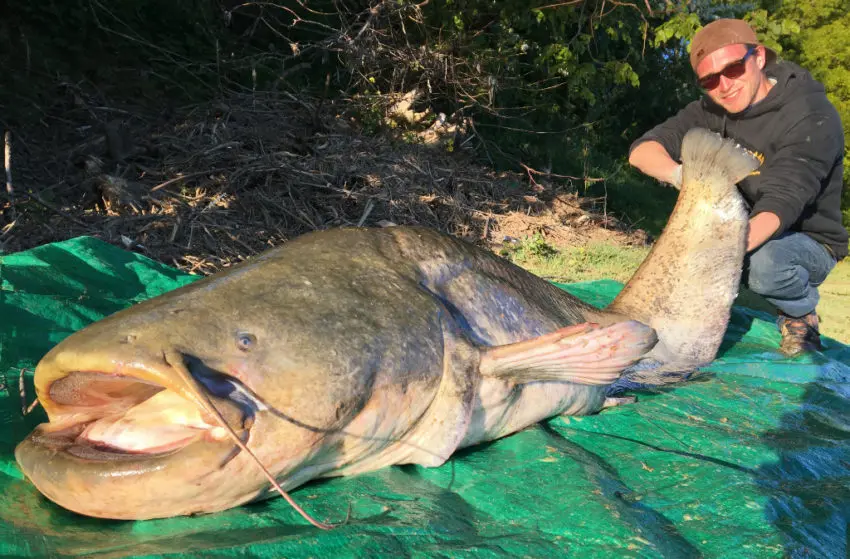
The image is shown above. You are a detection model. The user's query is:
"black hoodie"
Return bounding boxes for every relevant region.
[630,61,848,260]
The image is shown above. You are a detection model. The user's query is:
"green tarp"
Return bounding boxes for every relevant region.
[1,236,848,558]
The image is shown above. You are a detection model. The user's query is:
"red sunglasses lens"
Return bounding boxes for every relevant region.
[723,60,748,80]
[699,74,721,90]
[698,60,748,90]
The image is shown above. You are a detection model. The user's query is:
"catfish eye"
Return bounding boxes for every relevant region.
[236,332,257,352]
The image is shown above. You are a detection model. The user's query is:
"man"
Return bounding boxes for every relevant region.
[629,18,847,356]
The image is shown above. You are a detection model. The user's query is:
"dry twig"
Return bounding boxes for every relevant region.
[3,88,647,274]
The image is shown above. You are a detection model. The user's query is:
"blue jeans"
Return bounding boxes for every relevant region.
[742,232,837,318]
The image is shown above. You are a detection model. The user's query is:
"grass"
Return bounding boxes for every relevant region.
[819,259,850,344]
[506,235,850,345]
[501,234,649,284]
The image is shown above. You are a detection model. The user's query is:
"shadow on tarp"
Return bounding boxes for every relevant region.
[756,359,850,557]
[1,236,848,558]
[688,302,850,558]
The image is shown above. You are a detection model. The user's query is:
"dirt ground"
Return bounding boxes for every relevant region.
[0,89,649,274]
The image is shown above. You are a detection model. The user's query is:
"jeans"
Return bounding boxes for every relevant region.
[742,232,837,318]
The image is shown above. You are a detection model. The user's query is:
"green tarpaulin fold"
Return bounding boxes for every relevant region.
[2,236,848,558]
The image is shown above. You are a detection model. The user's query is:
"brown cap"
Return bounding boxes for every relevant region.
[689,19,777,71]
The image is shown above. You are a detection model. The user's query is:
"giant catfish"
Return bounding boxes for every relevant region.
[15,128,760,525]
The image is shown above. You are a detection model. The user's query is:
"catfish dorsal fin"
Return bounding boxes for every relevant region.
[479,321,657,385]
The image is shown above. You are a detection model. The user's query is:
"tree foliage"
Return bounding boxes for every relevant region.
[2,0,848,232]
[347,1,675,170]
[335,0,849,231]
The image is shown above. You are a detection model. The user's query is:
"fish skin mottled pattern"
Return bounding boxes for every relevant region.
[13,127,761,521]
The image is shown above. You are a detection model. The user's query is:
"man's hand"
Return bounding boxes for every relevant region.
[747,212,781,252]
[629,141,683,189]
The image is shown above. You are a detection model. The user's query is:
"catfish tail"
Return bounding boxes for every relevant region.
[607,128,761,391]
[680,128,761,191]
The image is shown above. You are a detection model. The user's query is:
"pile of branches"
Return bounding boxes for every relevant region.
[1,85,645,274]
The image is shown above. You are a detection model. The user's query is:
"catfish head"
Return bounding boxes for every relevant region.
[14,259,401,524]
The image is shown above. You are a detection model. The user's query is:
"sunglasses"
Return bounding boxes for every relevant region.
[697,46,758,90]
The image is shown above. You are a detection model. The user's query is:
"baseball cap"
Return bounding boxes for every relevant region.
[689,19,777,71]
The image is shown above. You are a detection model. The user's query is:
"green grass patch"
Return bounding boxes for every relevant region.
[500,234,649,284]
[819,259,850,345]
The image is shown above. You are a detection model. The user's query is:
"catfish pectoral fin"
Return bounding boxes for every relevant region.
[479,321,657,385]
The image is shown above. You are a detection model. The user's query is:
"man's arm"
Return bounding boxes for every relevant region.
[747,110,844,241]
[629,141,684,188]
[628,99,708,189]
[747,211,781,252]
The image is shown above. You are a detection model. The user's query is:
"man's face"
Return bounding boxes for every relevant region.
[695,43,767,114]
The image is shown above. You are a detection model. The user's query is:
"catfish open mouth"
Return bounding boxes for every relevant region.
[24,365,344,528]
[32,371,244,460]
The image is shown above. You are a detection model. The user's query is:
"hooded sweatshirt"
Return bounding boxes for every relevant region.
[630,61,848,260]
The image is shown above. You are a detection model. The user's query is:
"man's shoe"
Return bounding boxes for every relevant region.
[777,311,822,356]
